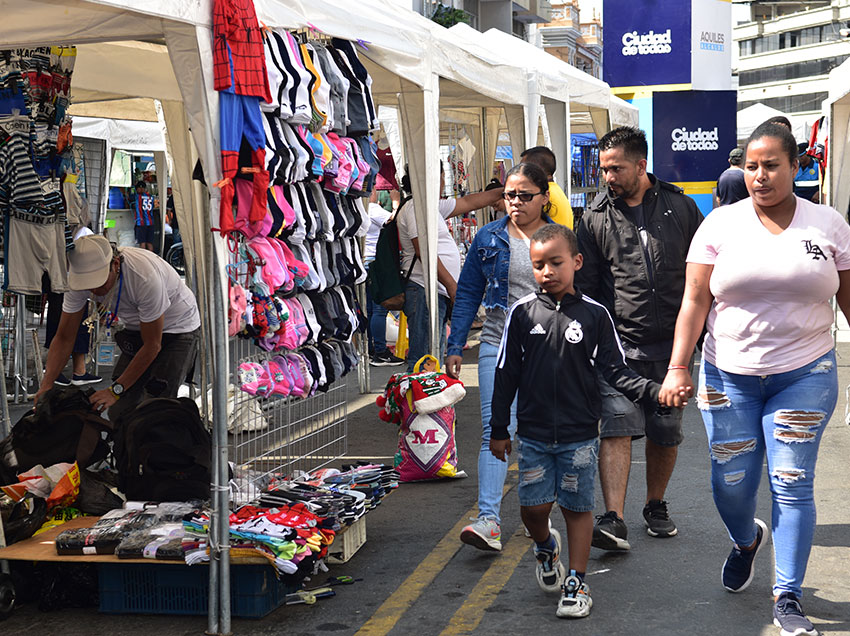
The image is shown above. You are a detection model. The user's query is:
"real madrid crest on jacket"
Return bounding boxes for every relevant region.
[490,288,660,445]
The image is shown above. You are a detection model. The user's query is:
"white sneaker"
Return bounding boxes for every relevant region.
[460,517,502,551]
[534,528,566,593]
[556,572,592,618]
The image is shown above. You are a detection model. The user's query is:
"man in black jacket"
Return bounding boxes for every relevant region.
[575,126,703,551]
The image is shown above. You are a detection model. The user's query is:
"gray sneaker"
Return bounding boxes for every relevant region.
[460,517,502,551]
[773,592,818,636]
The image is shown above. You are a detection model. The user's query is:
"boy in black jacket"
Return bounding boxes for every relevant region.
[490,224,683,618]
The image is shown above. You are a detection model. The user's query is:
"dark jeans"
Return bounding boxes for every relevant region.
[44,274,89,354]
[366,286,389,355]
[107,328,199,424]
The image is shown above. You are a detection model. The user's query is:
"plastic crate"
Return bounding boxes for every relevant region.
[98,563,297,618]
[327,516,366,564]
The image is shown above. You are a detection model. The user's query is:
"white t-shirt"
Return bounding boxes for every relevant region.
[687,196,850,374]
[64,247,201,333]
[397,198,459,297]
[365,202,391,263]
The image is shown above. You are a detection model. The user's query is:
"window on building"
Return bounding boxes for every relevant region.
[738,91,828,114]
[738,54,849,86]
[743,22,832,55]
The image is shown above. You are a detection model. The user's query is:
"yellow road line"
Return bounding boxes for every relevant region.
[439,529,531,636]
[355,464,518,636]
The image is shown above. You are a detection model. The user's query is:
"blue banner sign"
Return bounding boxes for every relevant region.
[603,0,692,87]
[652,90,737,183]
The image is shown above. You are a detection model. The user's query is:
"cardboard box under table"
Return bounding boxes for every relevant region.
[0,516,298,617]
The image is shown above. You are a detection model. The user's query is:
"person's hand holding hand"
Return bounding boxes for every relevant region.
[659,369,694,407]
[489,438,511,462]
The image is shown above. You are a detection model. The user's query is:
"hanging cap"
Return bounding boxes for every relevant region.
[67,235,113,290]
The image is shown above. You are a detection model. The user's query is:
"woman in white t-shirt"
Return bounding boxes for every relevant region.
[660,122,850,636]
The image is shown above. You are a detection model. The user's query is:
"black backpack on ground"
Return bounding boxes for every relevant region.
[113,397,211,502]
[10,386,113,473]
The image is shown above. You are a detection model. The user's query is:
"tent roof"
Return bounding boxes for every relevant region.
[480,28,610,111]
[736,102,811,142]
[73,116,167,151]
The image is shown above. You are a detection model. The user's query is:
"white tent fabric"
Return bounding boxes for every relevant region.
[72,117,167,151]
[827,59,850,213]
[737,103,784,141]
[736,102,812,143]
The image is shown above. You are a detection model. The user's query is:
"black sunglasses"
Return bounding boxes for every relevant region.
[503,190,543,202]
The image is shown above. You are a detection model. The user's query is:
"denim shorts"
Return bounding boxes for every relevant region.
[516,435,599,512]
[597,357,687,446]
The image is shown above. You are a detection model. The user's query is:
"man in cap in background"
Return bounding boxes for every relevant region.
[716,147,748,207]
[35,234,200,422]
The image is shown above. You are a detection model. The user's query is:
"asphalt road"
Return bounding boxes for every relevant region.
[3,340,850,635]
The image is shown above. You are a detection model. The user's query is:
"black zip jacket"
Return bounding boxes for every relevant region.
[490,289,661,444]
[575,175,703,350]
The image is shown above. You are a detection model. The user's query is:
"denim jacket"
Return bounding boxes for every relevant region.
[446,216,551,357]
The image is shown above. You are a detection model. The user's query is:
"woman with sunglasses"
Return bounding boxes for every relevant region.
[446,161,553,551]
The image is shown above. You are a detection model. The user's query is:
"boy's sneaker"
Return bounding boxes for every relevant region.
[460,517,502,551]
[592,511,631,551]
[534,528,566,592]
[556,571,592,618]
[643,499,678,537]
[370,350,405,367]
[53,373,72,387]
[72,372,102,386]
[722,518,768,593]
[773,592,818,636]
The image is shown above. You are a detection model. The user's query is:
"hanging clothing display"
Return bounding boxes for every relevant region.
[0,45,77,294]
[218,19,378,401]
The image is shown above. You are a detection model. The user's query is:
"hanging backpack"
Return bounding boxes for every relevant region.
[367,197,417,311]
[113,397,211,502]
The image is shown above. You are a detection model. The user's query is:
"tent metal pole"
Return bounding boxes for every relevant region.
[0,326,11,437]
[204,224,220,636]
[211,240,231,635]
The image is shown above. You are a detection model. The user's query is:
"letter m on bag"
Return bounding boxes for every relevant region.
[411,429,439,444]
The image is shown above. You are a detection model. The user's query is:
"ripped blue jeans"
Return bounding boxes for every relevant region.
[699,350,837,598]
[516,436,599,512]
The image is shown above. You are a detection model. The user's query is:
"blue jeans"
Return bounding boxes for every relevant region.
[403,281,447,372]
[477,340,517,523]
[698,350,837,598]
[516,436,598,512]
[366,288,389,354]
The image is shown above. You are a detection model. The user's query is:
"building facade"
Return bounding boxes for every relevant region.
[536,1,603,79]
[409,0,552,36]
[734,1,850,116]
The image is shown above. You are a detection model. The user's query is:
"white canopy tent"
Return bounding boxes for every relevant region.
[1,0,580,631]
[737,102,814,145]
[827,59,850,213]
[71,115,170,241]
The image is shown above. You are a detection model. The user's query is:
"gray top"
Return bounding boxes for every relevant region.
[480,234,538,347]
